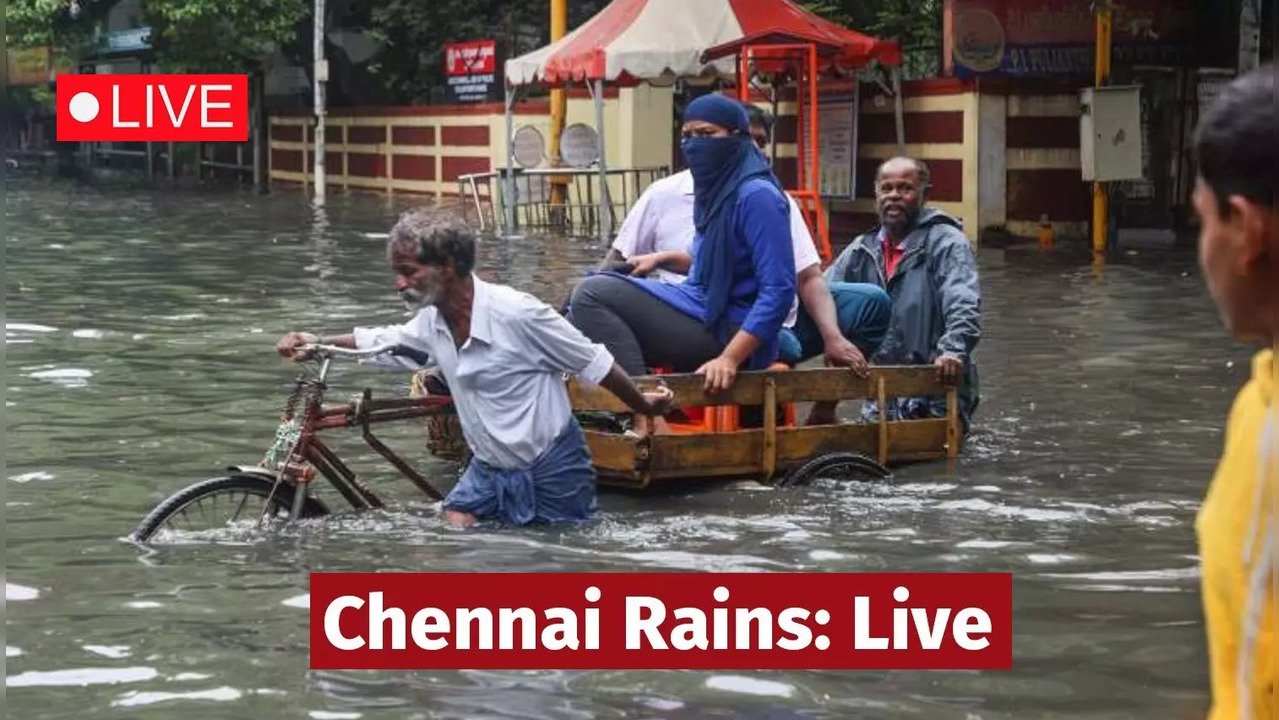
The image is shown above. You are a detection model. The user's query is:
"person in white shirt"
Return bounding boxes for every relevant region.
[597,103,892,425]
[275,211,673,527]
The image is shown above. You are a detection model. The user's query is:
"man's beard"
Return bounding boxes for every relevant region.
[400,286,439,313]
[879,203,919,234]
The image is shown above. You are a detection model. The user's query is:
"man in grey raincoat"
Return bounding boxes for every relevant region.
[821,157,982,435]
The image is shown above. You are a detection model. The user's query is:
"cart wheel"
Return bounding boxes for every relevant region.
[774,452,890,488]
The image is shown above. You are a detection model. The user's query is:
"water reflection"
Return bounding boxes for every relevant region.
[6,178,1244,719]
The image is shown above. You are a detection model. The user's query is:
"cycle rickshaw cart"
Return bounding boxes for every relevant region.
[129,343,961,543]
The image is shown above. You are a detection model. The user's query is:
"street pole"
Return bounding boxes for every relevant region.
[1091,3,1112,260]
[1238,0,1262,73]
[548,0,568,218]
[313,0,328,207]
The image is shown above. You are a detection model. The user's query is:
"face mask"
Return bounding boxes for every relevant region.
[680,136,740,184]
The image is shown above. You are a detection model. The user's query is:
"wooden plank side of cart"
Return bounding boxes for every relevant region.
[567,365,961,488]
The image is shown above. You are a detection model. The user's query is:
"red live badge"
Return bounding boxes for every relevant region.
[56,74,249,142]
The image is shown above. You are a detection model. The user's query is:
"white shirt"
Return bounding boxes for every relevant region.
[353,277,614,470]
[611,169,821,327]
[611,170,697,284]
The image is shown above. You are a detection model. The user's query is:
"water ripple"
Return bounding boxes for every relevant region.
[4,179,1237,719]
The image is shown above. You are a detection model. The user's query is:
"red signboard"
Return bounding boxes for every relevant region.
[56,74,249,142]
[445,40,497,77]
[443,39,500,103]
[310,572,1014,671]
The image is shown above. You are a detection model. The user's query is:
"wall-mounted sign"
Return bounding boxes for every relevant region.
[947,0,1201,77]
[98,27,152,55]
[7,47,58,86]
[951,9,1005,73]
[817,89,860,200]
[512,125,545,168]
[560,123,600,168]
[444,39,501,104]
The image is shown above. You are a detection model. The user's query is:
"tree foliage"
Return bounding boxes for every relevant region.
[141,0,308,73]
[6,0,944,107]
[5,0,307,74]
[801,0,942,48]
[7,0,116,53]
[358,0,531,103]
[353,0,611,104]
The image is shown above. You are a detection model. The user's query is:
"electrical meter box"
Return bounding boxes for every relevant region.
[1080,86,1144,182]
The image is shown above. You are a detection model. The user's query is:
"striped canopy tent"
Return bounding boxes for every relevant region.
[505,0,900,87]
[498,0,902,241]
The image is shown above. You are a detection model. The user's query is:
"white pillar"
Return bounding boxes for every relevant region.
[312,0,327,206]
[1238,0,1262,73]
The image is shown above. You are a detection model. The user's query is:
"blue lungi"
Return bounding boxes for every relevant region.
[442,417,597,526]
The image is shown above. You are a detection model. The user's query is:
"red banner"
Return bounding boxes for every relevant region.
[444,40,497,77]
[56,74,249,142]
[310,573,1013,670]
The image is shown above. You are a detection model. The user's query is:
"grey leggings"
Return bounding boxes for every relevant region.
[568,274,723,375]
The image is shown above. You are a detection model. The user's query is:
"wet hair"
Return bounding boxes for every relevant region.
[876,156,931,193]
[387,209,476,277]
[1193,63,1275,215]
[742,102,774,142]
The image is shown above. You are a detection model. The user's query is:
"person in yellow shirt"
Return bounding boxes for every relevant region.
[1190,62,1276,720]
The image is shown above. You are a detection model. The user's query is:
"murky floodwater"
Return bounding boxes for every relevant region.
[6,175,1254,719]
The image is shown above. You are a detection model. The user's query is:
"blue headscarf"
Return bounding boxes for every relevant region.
[681,94,782,332]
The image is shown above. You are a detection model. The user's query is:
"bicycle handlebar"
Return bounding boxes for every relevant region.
[299,342,432,366]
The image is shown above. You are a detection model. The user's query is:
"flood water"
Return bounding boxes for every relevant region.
[5,176,1256,719]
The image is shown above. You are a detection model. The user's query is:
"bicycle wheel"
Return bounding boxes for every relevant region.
[130,474,330,544]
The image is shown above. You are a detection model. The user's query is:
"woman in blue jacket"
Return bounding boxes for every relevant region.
[569,94,796,403]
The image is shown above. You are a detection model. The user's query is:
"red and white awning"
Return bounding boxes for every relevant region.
[505,0,901,87]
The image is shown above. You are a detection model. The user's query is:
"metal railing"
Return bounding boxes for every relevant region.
[458,165,670,238]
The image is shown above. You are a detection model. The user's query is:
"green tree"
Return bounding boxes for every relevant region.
[140,0,308,73]
[6,0,117,54]
[355,0,610,104]
[802,0,941,48]
[5,0,307,74]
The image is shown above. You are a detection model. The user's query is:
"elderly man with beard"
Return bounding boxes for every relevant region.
[275,211,673,527]
[824,156,982,435]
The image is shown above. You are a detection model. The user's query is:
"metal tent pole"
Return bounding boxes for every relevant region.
[592,78,611,243]
[503,84,521,238]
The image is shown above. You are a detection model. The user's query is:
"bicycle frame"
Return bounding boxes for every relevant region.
[265,344,456,520]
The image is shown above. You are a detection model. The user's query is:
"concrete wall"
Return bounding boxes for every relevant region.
[766,79,979,248]
[268,85,672,202]
[1003,91,1088,239]
[268,76,1094,248]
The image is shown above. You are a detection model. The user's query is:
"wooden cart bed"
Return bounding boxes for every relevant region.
[566,365,962,489]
